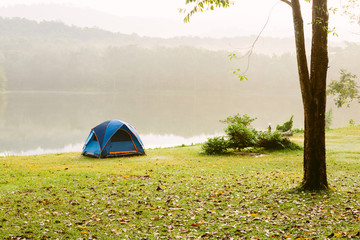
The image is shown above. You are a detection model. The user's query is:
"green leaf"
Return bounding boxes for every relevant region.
[228,53,236,60]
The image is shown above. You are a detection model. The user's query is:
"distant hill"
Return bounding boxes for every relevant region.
[0,3,278,39]
[0,17,132,42]
[0,4,352,53]
[0,16,358,94]
[0,17,303,93]
[0,14,299,55]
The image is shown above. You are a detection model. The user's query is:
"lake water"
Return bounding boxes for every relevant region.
[0,91,359,156]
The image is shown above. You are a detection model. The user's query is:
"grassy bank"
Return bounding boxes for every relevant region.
[0,127,360,239]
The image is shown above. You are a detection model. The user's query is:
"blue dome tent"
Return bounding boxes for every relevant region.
[82,120,145,158]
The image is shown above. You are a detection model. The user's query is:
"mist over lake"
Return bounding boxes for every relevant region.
[1,89,359,155]
[0,17,359,155]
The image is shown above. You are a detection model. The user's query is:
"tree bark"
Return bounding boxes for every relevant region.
[291,0,329,190]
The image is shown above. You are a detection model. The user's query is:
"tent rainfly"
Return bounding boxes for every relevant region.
[82,120,145,158]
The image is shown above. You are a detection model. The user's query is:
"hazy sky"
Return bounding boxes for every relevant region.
[0,0,280,18]
[0,0,359,40]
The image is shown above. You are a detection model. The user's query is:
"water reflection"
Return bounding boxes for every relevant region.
[0,133,218,156]
[0,91,359,155]
[141,133,219,149]
[0,143,83,157]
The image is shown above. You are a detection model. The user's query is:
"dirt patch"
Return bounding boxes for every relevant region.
[233,152,269,157]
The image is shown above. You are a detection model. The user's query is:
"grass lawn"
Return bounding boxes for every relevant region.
[0,127,360,239]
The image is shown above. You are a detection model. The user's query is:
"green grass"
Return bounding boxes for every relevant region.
[0,127,360,239]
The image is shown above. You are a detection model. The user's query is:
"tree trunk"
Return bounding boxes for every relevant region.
[291,0,329,190]
[302,0,329,190]
[302,100,328,190]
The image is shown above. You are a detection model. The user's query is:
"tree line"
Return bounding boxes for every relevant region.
[0,17,358,97]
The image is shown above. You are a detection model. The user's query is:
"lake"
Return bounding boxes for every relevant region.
[0,91,358,156]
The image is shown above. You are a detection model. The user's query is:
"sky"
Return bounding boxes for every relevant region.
[0,0,277,18]
[0,0,359,41]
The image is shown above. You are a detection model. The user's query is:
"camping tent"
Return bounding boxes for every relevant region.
[82,120,145,158]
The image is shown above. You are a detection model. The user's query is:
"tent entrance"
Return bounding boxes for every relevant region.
[108,129,137,155]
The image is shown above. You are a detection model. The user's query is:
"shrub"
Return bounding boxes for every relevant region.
[257,131,301,150]
[257,131,285,150]
[202,136,229,155]
[349,119,355,126]
[276,115,294,132]
[220,113,257,127]
[202,113,301,155]
[293,128,304,134]
[225,124,257,151]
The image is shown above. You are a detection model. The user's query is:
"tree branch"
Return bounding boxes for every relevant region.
[236,2,278,74]
[290,0,311,107]
[181,0,233,23]
[280,0,292,7]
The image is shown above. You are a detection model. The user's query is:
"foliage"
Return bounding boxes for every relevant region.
[228,54,249,81]
[180,0,233,23]
[1,127,360,239]
[220,113,258,151]
[204,114,299,154]
[202,136,228,154]
[220,113,257,127]
[225,123,258,151]
[256,131,301,150]
[293,128,304,134]
[349,119,355,126]
[232,68,248,81]
[276,115,294,132]
[180,0,357,191]
[327,69,359,108]
[325,108,333,129]
[340,0,360,23]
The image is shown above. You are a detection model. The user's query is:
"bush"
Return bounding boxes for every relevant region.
[257,131,287,150]
[202,136,229,155]
[293,128,304,134]
[220,113,257,127]
[276,115,294,132]
[349,119,355,126]
[257,131,301,150]
[225,123,257,151]
[202,113,301,155]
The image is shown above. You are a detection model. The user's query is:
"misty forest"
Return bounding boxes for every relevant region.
[1,1,360,238]
[0,17,359,153]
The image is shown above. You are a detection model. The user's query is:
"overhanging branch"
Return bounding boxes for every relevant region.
[280,0,292,7]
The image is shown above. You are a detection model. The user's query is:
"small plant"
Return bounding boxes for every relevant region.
[202,136,228,155]
[276,115,294,132]
[349,119,355,126]
[293,128,304,134]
